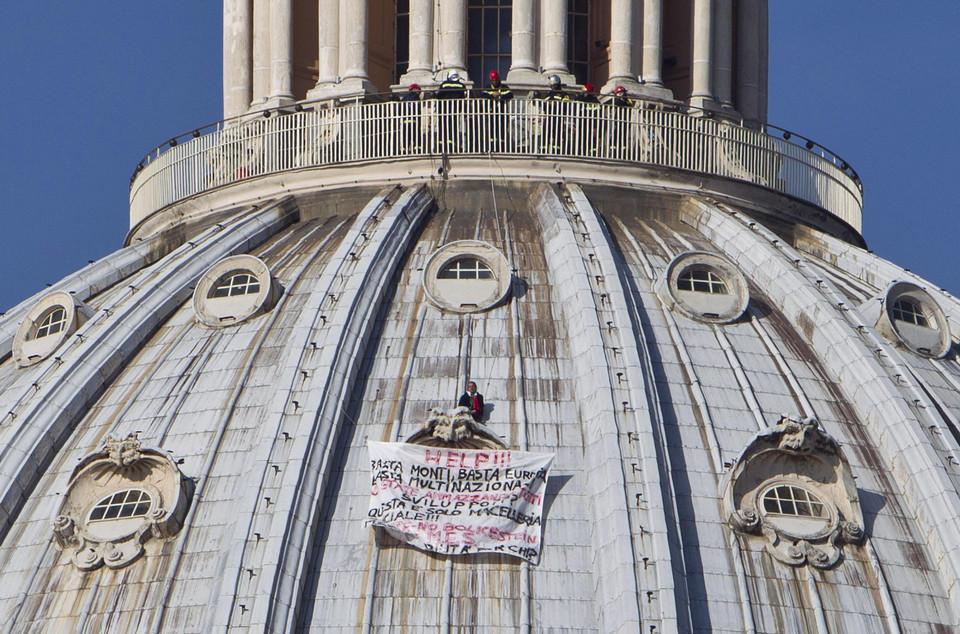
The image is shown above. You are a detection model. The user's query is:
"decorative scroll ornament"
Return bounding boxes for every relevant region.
[722,415,864,569]
[405,407,507,449]
[104,433,143,467]
[52,433,193,571]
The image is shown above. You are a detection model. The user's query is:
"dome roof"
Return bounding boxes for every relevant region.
[2,178,960,631]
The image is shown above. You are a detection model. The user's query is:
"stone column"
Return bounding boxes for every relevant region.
[640,0,671,98]
[603,0,643,94]
[541,0,575,83]
[507,0,541,85]
[399,0,435,85]
[317,0,339,85]
[736,0,760,122]
[690,0,714,109]
[713,0,733,108]
[252,0,270,106]
[338,0,376,94]
[439,0,467,78]
[267,0,294,104]
[224,0,253,118]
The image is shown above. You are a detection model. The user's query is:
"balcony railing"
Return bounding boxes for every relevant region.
[129,98,863,232]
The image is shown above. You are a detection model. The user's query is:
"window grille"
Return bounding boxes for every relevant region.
[567,0,590,84]
[762,485,826,518]
[677,268,728,294]
[395,0,410,82]
[36,307,67,339]
[438,258,494,280]
[211,272,261,298]
[89,489,152,521]
[892,298,928,327]
[467,0,512,83]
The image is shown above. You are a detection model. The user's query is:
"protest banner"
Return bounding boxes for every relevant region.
[366,441,554,563]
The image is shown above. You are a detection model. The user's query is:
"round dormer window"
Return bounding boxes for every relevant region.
[875,282,951,358]
[659,252,749,324]
[193,255,280,327]
[423,241,512,313]
[13,291,94,368]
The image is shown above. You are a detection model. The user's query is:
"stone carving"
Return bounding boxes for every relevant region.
[52,433,192,571]
[722,414,864,569]
[405,407,507,449]
[104,433,143,467]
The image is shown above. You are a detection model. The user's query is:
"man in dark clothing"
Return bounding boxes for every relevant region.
[481,71,512,151]
[611,85,633,108]
[400,83,422,102]
[400,84,422,152]
[576,83,601,155]
[436,71,467,99]
[481,70,513,102]
[457,381,484,422]
[539,74,568,102]
[576,83,600,104]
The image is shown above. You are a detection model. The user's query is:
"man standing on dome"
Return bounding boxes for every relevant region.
[457,381,485,422]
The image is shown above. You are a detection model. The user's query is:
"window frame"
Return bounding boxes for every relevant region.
[437,257,495,281]
[467,0,512,83]
[35,306,68,339]
[88,489,153,523]
[677,267,729,295]
[209,271,262,299]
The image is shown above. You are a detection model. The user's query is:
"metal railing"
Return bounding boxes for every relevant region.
[129,98,863,232]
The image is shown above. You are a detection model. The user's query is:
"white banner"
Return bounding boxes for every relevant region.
[366,441,554,563]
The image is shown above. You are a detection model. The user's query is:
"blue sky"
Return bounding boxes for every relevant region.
[1,3,958,312]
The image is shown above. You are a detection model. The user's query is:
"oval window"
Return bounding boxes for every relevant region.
[193,255,279,327]
[659,252,749,324]
[875,282,951,358]
[423,241,512,313]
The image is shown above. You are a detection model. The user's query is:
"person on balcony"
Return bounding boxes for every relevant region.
[481,71,512,152]
[538,75,569,102]
[481,71,513,102]
[436,71,467,99]
[400,84,422,153]
[576,83,601,155]
[457,381,485,423]
[611,85,633,108]
[576,83,599,105]
[607,86,636,156]
[401,83,422,103]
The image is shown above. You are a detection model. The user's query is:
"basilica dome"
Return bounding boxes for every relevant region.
[1,2,959,632]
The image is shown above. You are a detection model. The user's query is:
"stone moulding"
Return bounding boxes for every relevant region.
[53,433,192,571]
[722,415,865,569]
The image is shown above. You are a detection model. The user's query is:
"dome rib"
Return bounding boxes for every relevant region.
[534,184,671,630]
[223,186,434,631]
[0,200,296,548]
[691,198,960,619]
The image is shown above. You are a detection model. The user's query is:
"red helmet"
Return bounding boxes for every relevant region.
[583,83,595,92]
[409,83,420,90]
[614,85,627,95]
[489,70,500,82]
